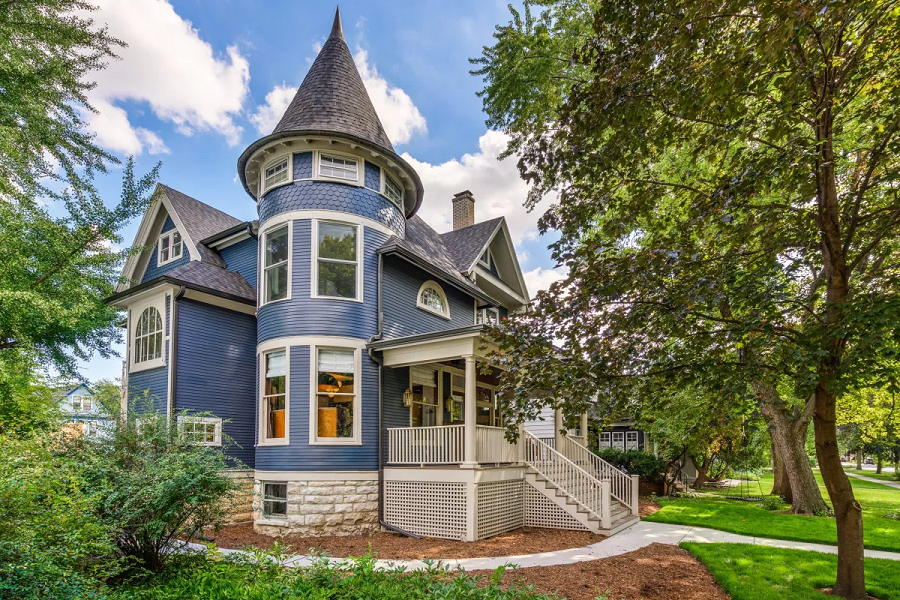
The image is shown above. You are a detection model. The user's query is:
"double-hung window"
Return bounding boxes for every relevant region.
[262,350,287,442]
[178,417,222,446]
[158,231,182,266]
[72,395,93,412]
[262,482,287,518]
[599,432,611,447]
[476,307,500,325]
[263,225,289,304]
[315,222,359,300]
[318,154,358,181]
[314,348,357,442]
[261,156,290,195]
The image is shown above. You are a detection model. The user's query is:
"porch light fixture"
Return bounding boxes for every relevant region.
[403,389,413,407]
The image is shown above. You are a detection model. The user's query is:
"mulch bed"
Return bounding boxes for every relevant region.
[639,499,661,517]
[476,543,729,600]
[203,524,605,559]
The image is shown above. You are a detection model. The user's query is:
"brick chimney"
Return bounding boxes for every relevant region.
[452,190,475,230]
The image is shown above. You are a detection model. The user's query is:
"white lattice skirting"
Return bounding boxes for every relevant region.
[477,480,525,539]
[525,484,588,531]
[384,481,467,540]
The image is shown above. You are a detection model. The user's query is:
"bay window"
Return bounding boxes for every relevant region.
[313,347,358,442]
[262,350,287,443]
[314,221,359,300]
[263,224,289,304]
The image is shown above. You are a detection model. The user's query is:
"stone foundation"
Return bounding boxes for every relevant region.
[252,478,379,536]
[223,471,255,524]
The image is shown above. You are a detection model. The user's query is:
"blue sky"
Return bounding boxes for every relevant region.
[77,0,564,383]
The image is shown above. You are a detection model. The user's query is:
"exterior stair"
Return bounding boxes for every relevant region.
[524,432,641,536]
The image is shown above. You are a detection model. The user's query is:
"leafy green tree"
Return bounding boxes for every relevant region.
[74,406,244,573]
[0,0,160,393]
[0,433,120,600]
[838,385,899,474]
[475,1,900,596]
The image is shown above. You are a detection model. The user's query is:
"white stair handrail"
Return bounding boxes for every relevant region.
[523,431,609,528]
[558,435,636,514]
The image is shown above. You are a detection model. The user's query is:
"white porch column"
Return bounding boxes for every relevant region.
[580,413,589,442]
[554,408,563,450]
[516,422,526,465]
[462,355,478,468]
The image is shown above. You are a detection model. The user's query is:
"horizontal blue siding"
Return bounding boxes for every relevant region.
[219,237,258,289]
[129,366,167,414]
[142,215,189,282]
[256,221,386,344]
[382,256,476,339]
[254,345,380,471]
[259,179,405,236]
[382,366,409,451]
[175,299,257,469]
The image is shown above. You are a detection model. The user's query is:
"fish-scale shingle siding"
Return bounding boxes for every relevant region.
[259,179,405,236]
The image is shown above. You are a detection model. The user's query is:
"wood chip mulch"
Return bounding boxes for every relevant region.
[203,524,606,559]
[475,543,729,600]
[639,499,661,517]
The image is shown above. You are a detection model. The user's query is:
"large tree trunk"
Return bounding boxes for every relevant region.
[856,451,862,470]
[876,456,882,474]
[755,384,827,514]
[769,428,792,502]
[815,386,866,599]
[691,455,712,489]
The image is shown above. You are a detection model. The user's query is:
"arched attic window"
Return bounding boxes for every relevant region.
[134,307,163,364]
[417,281,450,319]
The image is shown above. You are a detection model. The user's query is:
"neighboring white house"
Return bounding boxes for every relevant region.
[59,384,114,438]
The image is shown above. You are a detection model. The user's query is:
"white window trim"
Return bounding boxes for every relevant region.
[309,345,362,445]
[259,154,294,196]
[311,219,364,303]
[259,347,290,447]
[382,173,403,207]
[476,306,500,325]
[157,230,184,267]
[314,150,361,184]
[177,416,223,446]
[129,294,167,373]
[479,247,494,269]
[599,432,611,447]
[260,222,292,307]
[416,280,450,320]
[261,481,289,520]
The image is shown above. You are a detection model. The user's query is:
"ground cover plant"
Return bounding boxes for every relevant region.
[683,543,900,600]
[645,471,900,552]
[111,547,558,600]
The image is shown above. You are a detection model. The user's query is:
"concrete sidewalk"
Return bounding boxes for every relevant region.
[845,471,900,490]
[185,521,900,571]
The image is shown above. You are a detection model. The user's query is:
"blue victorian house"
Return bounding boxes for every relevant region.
[108,9,639,541]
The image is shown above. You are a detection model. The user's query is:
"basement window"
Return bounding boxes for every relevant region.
[263,482,287,518]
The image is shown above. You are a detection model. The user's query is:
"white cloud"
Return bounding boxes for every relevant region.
[523,266,568,295]
[82,0,250,155]
[353,49,426,145]
[403,130,555,245]
[249,84,295,134]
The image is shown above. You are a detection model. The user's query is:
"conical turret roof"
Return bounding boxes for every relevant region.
[271,8,394,151]
[238,7,424,217]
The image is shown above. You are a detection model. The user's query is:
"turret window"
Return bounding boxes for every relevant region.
[261,156,291,195]
[318,154,358,181]
[384,175,403,206]
[314,221,361,301]
[262,224,290,304]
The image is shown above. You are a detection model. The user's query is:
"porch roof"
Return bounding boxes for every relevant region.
[368,325,496,367]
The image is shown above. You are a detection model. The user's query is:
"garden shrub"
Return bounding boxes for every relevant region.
[73,406,245,573]
[0,434,120,600]
[112,546,557,600]
[595,447,666,482]
[759,495,784,511]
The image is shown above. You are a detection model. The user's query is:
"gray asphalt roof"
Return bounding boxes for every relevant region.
[270,9,394,153]
[439,217,504,273]
[154,261,256,303]
[160,184,242,267]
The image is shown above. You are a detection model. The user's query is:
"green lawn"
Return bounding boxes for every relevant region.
[644,470,900,552]
[846,468,900,483]
[683,543,900,600]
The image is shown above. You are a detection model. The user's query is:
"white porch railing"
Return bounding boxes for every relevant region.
[524,431,609,527]
[387,425,464,464]
[475,425,518,464]
[558,435,637,514]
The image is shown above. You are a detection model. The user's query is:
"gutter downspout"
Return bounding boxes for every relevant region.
[169,285,187,422]
[367,252,421,538]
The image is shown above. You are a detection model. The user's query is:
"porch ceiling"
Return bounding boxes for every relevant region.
[368,325,498,367]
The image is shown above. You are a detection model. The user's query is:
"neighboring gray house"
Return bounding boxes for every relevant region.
[59,384,114,438]
[107,8,639,541]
